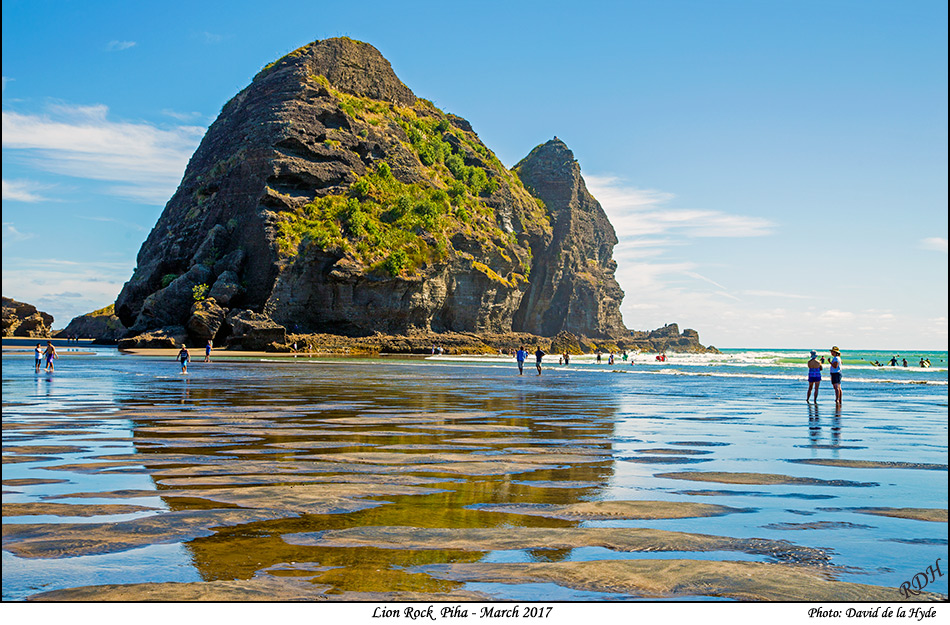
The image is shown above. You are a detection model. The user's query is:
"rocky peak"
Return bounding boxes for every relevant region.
[513,139,628,338]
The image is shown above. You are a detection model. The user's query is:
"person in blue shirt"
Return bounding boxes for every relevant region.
[515,346,527,375]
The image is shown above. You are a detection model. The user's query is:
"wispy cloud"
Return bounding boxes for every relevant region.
[586,175,775,239]
[2,76,11,92]
[196,31,225,44]
[2,179,47,202]
[2,222,35,242]
[920,237,948,253]
[741,290,814,300]
[161,108,204,122]
[106,40,136,52]
[1,103,205,204]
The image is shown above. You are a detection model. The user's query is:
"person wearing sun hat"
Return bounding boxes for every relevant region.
[829,346,843,403]
[806,350,822,401]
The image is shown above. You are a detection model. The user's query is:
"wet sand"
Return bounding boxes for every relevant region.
[2,353,947,601]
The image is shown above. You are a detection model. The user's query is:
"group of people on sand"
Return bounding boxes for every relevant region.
[806,346,843,404]
[33,341,57,373]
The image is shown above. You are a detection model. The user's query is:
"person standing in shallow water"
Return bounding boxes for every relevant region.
[34,343,43,373]
[829,346,843,404]
[806,350,822,402]
[43,341,57,372]
[515,345,527,375]
[204,340,213,363]
[178,344,190,374]
[535,346,546,375]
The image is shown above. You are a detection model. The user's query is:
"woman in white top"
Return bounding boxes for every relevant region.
[829,346,843,404]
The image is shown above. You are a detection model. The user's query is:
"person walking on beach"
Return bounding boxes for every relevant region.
[34,343,43,373]
[535,346,546,375]
[806,350,822,402]
[204,340,213,363]
[515,346,527,375]
[178,344,190,374]
[43,341,57,372]
[829,346,843,404]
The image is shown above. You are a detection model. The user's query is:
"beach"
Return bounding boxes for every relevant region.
[2,346,947,601]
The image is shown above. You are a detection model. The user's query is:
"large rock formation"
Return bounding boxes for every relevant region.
[115,37,555,345]
[59,304,125,343]
[112,37,705,351]
[513,139,627,338]
[2,297,54,338]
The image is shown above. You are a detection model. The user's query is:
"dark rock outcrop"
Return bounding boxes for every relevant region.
[628,323,716,354]
[2,297,54,338]
[111,37,712,353]
[513,139,627,338]
[117,326,187,349]
[114,37,550,345]
[59,304,125,343]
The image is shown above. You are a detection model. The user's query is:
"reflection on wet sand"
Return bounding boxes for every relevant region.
[3,359,947,600]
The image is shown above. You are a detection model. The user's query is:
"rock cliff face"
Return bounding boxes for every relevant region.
[112,37,701,350]
[59,304,125,343]
[513,139,627,338]
[2,297,54,338]
[115,37,554,343]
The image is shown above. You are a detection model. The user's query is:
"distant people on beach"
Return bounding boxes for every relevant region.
[205,340,213,363]
[655,353,667,362]
[902,358,908,367]
[806,350,822,402]
[829,346,843,404]
[535,347,545,375]
[34,343,43,373]
[889,355,899,366]
[515,346,527,375]
[919,358,931,368]
[563,352,570,365]
[178,345,190,374]
[596,352,602,363]
[622,351,628,362]
[43,341,57,372]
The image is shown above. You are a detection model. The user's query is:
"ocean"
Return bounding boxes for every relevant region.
[2,343,947,601]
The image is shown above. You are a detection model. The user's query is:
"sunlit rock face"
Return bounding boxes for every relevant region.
[112,38,634,344]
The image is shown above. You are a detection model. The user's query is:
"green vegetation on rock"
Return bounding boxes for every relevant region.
[273,75,547,283]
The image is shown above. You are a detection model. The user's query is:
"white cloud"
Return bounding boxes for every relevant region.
[1,104,204,204]
[197,32,225,44]
[2,76,11,92]
[161,108,204,122]
[2,179,47,202]
[820,309,856,322]
[1,258,132,328]
[920,237,948,253]
[586,175,775,239]
[2,222,35,242]
[106,40,136,52]
[741,290,814,300]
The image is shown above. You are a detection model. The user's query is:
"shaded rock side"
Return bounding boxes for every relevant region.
[58,304,125,343]
[2,297,54,338]
[113,36,549,342]
[512,139,628,338]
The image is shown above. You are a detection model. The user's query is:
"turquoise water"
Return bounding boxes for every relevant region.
[1,345,947,600]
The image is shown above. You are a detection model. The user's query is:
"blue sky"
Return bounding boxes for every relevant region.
[2,0,947,349]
